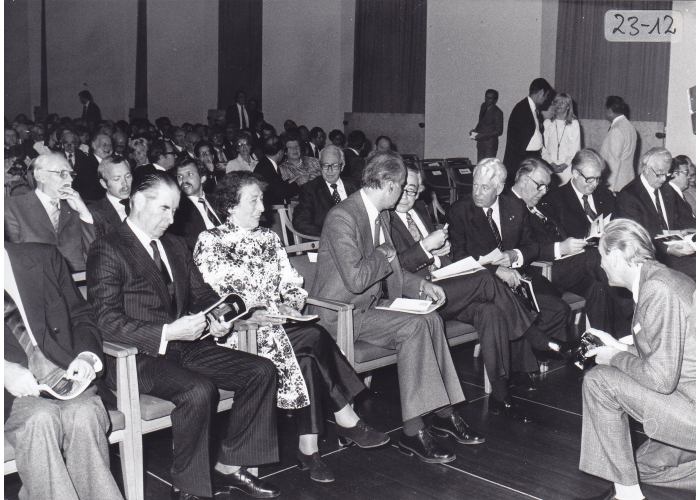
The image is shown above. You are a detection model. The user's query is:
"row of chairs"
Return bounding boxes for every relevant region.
[402,155,475,208]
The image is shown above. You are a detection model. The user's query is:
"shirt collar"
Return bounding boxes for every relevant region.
[35,187,56,204]
[527,96,537,113]
[631,265,642,303]
[153,163,166,171]
[126,218,158,249]
[360,188,381,224]
[640,173,656,197]
[106,192,126,211]
[669,182,684,197]
[611,115,624,126]
[325,178,344,190]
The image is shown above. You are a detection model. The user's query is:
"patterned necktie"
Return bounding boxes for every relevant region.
[150,241,176,311]
[66,152,74,167]
[374,215,388,299]
[330,184,342,205]
[486,208,503,250]
[653,189,668,230]
[119,198,130,217]
[581,194,597,221]
[4,291,63,386]
[405,212,423,243]
[198,197,221,225]
[48,199,60,231]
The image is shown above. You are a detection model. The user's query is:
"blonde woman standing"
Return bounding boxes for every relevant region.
[542,93,581,185]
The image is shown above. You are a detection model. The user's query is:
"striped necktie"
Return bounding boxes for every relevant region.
[486,208,503,250]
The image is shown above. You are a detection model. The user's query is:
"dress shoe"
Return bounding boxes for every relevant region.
[546,339,578,362]
[296,450,335,483]
[213,468,280,498]
[431,413,485,445]
[574,486,617,500]
[170,487,210,499]
[488,397,534,424]
[397,428,456,463]
[336,420,390,448]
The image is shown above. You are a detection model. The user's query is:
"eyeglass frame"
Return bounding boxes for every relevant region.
[526,175,549,192]
[574,169,602,184]
[320,163,342,172]
[648,166,672,180]
[44,169,77,179]
[402,187,420,197]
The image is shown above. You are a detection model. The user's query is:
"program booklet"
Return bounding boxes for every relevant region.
[430,256,484,281]
[512,275,540,313]
[585,213,611,247]
[376,298,441,315]
[39,376,91,401]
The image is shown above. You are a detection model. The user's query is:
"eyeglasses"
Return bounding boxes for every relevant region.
[575,170,602,184]
[526,176,549,192]
[675,169,690,177]
[44,169,76,179]
[649,167,672,180]
[321,163,342,171]
[402,187,419,197]
[163,151,178,157]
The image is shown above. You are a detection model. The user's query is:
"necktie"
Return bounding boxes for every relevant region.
[486,208,503,250]
[330,184,342,205]
[119,198,130,217]
[581,194,597,221]
[653,189,668,230]
[405,212,423,243]
[4,291,63,386]
[48,199,60,231]
[66,152,74,167]
[150,240,176,311]
[374,215,389,299]
[198,198,221,225]
[530,207,562,240]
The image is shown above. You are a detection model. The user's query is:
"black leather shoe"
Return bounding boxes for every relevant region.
[574,486,617,500]
[488,397,534,424]
[170,487,210,499]
[213,468,280,498]
[546,339,577,362]
[296,450,335,483]
[397,429,456,463]
[336,420,390,448]
[431,413,485,445]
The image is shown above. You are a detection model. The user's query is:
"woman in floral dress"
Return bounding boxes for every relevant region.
[193,172,389,483]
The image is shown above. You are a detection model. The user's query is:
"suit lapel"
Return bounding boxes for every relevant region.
[161,236,187,317]
[498,196,518,249]
[316,180,335,210]
[469,201,497,253]
[563,183,589,228]
[9,247,47,340]
[27,192,57,236]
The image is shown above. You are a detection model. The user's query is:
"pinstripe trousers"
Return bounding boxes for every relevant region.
[122,339,279,498]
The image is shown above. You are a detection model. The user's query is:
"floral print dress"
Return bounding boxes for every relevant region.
[193,221,310,410]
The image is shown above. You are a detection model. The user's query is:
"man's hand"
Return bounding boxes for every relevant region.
[58,186,91,218]
[493,250,518,267]
[559,237,587,257]
[249,308,286,326]
[585,345,620,365]
[277,303,302,318]
[495,266,521,288]
[65,358,96,383]
[376,243,396,262]
[208,316,234,338]
[666,242,695,257]
[422,229,448,252]
[432,240,451,257]
[420,281,446,306]
[4,361,40,397]
[165,313,208,342]
[586,327,627,350]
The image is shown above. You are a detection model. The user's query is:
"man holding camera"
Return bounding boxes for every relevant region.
[579,219,695,500]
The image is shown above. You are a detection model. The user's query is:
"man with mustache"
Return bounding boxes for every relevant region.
[5,152,95,272]
[88,155,133,238]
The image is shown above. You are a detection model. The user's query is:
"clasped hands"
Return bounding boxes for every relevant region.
[165,311,234,342]
[583,327,627,365]
[421,226,451,257]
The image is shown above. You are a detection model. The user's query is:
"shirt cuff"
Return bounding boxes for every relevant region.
[554,242,562,260]
[511,250,524,268]
[79,213,94,224]
[158,324,169,355]
[76,351,103,373]
[418,240,433,259]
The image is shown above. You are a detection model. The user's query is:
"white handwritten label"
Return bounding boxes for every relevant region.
[458,168,471,175]
[431,171,443,176]
[605,10,682,42]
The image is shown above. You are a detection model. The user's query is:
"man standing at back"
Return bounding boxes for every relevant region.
[600,96,638,193]
[470,89,503,161]
[504,78,553,184]
[310,151,485,465]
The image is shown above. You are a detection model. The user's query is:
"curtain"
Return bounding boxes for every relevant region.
[352,0,427,113]
[218,0,262,109]
[555,0,671,121]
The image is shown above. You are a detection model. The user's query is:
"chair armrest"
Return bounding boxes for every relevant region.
[305,297,355,364]
[306,296,354,312]
[233,320,259,355]
[530,260,553,281]
[102,341,138,358]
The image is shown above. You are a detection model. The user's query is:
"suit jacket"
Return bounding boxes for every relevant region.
[541,181,616,240]
[293,176,359,237]
[254,156,299,206]
[72,151,105,201]
[504,97,542,175]
[668,186,696,224]
[82,101,102,128]
[600,115,638,192]
[5,191,96,272]
[614,177,695,236]
[342,148,366,186]
[474,103,504,142]
[225,104,250,130]
[389,201,450,276]
[169,195,221,251]
[88,197,124,239]
[5,243,103,416]
[447,192,538,266]
[87,222,219,357]
[309,191,423,331]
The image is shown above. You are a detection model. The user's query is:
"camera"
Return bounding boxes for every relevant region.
[573,331,604,370]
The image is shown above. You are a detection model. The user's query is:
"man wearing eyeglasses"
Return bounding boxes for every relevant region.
[133,139,179,187]
[293,145,359,237]
[5,152,95,272]
[615,147,696,279]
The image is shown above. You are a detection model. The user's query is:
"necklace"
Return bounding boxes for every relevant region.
[554,119,567,161]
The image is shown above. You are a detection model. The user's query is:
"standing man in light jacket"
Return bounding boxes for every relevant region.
[599,96,638,193]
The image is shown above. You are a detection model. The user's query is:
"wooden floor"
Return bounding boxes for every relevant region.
[4,344,695,499]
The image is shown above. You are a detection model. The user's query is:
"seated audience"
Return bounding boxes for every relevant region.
[194,172,389,483]
[89,155,133,238]
[669,154,696,220]
[194,139,223,192]
[184,131,201,159]
[73,132,112,201]
[307,127,326,159]
[254,135,300,206]
[4,242,123,500]
[579,219,695,500]
[5,152,95,272]
[169,157,222,251]
[225,132,258,173]
[111,130,128,157]
[329,129,346,148]
[310,151,485,465]
[171,126,186,153]
[279,134,321,186]
[342,130,367,185]
[132,139,178,186]
[4,145,33,196]
[614,147,696,279]
[541,92,581,186]
[374,135,396,153]
[128,137,150,168]
[87,171,281,499]
[293,145,359,237]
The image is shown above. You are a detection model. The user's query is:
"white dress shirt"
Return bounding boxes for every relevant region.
[525,96,543,152]
[360,189,384,244]
[487,196,523,267]
[640,175,669,229]
[238,104,249,129]
[188,195,218,229]
[571,182,597,221]
[35,188,93,224]
[395,209,442,268]
[326,179,348,200]
[106,193,128,221]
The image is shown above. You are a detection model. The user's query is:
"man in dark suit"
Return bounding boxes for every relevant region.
[342,130,367,185]
[72,132,112,201]
[89,155,133,238]
[668,156,696,222]
[310,151,485,465]
[308,127,326,159]
[87,172,280,499]
[470,89,503,161]
[615,147,696,279]
[225,90,251,130]
[391,165,563,422]
[503,78,553,184]
[254,135,299,207]
[512,155,615,332]
[293,145,359,237]
[448,158,571,347]
[169,157,222,250]
[79,90,102,131]
[132,139,178,187]
[4,242,122,500]
[5,153,95,272]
